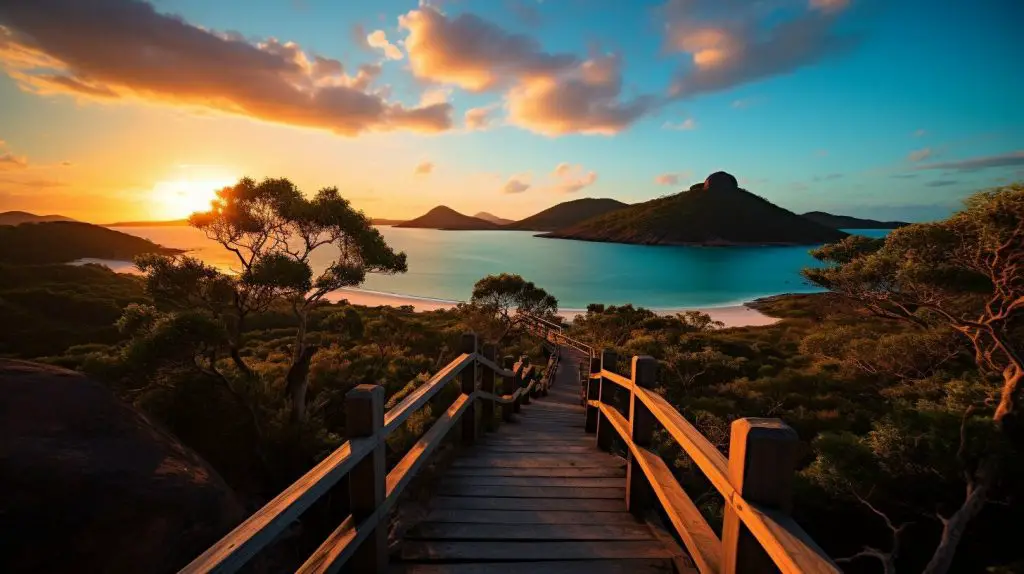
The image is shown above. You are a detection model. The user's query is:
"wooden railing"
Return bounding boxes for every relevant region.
[528,318,840,574]
[179,332,556,574]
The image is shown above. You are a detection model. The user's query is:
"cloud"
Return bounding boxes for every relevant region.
[351,24,370,50]
[414,161,434,176]
[663,117,696,130]
[731,97,760,108]
[366,29,403,60]
[0,153,28,170]
[891,173,918,179]
[419,87,451,106]
[666,0,859,98]
[464,105,497,130]
[0,138,5,147]
[926,179,959,187]
[61,160,72,167]
[655,174,680,185]
[550,163,597,193]
[0,0,452,136]
[0,177,68,188]
[908,148,933,162]
[913,128,927,138]
[812,173,843,181]
[914,151,1024,172]
[815,149,829,157]
[507,0,542,26]
[506,54,660,136]
[399,5,576,91]
[502,177,530,194]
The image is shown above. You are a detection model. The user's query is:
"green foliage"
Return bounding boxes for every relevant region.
[0,221,178,264]
[466,273,558,342]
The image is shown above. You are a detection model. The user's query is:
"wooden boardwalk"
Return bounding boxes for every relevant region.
[393,348,684,573]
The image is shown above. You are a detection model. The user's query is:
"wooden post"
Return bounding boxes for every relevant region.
[512,360,523,414]
[481,342,497,431]
[460,333,477,445]
[626,356,657,517]
[501,356,516,421]
[519,357,532,406]
[345,384,386,573]
[596,350,617,452]
[584,354,600,433]
[722,418,799,574]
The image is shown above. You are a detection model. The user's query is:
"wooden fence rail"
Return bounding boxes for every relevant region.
[520,314,840,574]
[179,332,556,574]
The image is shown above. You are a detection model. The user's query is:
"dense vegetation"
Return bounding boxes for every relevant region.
[2,178,1020,572]
[545,176,848,245]
[504,197,629,231]
[394,206,500,230]
[0,221,177,264]
[801,211,909,229]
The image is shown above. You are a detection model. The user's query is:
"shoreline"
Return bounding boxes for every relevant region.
[69,259,781,328]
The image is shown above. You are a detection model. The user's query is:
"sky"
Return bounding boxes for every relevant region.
[0,0,1022,223]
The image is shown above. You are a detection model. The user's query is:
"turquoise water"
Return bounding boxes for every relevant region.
[113,226,889,309]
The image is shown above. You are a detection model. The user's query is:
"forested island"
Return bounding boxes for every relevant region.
[2,177,1021,573]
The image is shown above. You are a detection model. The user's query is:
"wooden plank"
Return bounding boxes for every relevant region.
[406,522,655,541]
[401,540,675,561]
[392,559,673,573]
[601,370,634,391]
[482,445,594,453]
[430,496,623,512]
[436,485,624,499]
[178,436,375,573]
[476,353,515,378]
[447,466,625,478]
[383,353,474,434]
[445,476,623,488]
[424,509,640,525]
[453,455,623,468]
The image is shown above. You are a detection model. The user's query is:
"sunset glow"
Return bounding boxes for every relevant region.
[150,178,234,220]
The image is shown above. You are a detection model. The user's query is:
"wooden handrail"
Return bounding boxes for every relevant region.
[582,352,839,574]
[180,335,525,574]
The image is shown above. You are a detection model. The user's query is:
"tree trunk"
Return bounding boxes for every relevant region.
[286,345,318,423]
[230,346,253,378]
[921,480,989,574]
[993,361,1023,424]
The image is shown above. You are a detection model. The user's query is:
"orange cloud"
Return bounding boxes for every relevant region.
[0,153,28,171]
[399,5,576,92]
[655,174,679,185]
[367,30,403,60]
[464,106,497,130]
[0,0,451,136]
[908,148,933,162]
[415,161,435,175]
[502,177,530,194]
[507,54,659,136]
[550,163,597,193]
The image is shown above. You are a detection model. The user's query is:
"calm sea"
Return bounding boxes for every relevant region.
[109,226,889,309]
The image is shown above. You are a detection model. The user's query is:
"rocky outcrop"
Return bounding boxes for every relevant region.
[704,171,739,191]
[0,360,244,574]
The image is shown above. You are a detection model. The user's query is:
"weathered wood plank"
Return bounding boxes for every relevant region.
[430,496,623,511]
[472,444,596,454]
[424,509,640,525]
[447,466,625,478]
[445,476,623,488]
[406,523,655,541]
[401,540,675,561]
[436,485,624,499]
[452,455,623,468]
[391,558,673,573]
[384,353,474,434]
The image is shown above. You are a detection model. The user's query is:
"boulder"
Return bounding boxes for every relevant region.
[0,360,244,573]
[703,171,739,191]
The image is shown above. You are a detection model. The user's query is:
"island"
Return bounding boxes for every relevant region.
[504,198,629,231]
[394,206,501,230]
[542,172,848,246]
[0,220,180,264]
[801,211,909,229]
[0,211,76,225]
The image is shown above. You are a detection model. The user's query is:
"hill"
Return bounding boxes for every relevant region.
[395,206,500,230]
[506,198,629,231]
[371,218,407,226]
[544,172,848,246]
[801,211,908,229]
[0,211,75,225]
[0,222,180,264]
[473,212,514,226]
[104,219,188,227]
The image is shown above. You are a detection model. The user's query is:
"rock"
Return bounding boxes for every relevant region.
[0,360,244,574]
[703,171,739,191]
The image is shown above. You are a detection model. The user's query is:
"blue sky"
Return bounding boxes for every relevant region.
[0,0,1021,222]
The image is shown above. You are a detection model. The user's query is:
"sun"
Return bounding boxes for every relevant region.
[151,177,235,220]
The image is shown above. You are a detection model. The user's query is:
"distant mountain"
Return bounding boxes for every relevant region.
[506,198,629,232]
[395,206,501,230]
[544,172,848,246]
[0,211,75,225]
[473,212,514,226]
[371,218,407,226]
[801,211,909,229]
[104,219,188,227]
[0,221,180,264]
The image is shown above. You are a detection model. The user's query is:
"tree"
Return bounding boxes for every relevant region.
[468,273,558,342]
[804,184,1023,573]
[137,177,407,422]
[805,185,1023,429]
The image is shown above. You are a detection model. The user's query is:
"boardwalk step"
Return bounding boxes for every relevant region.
[447,466,626,478]
[406,523,655,541]
[437,485,624,499]
[424,509,641,525]
[401,540,676,561]
[480,445,595,453]
[452,455,623,468]
[444,476,623,488]
[431,496,623,511]
[391,558,674,573]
